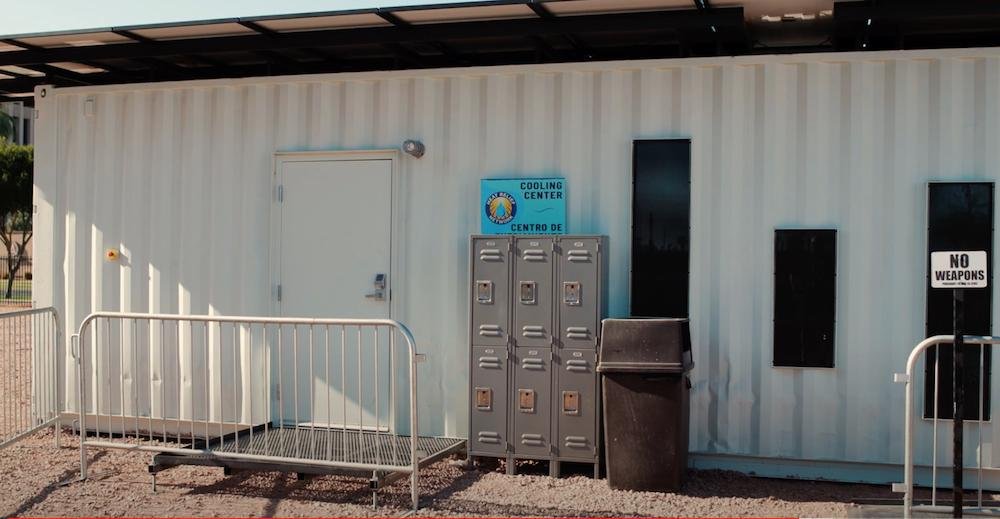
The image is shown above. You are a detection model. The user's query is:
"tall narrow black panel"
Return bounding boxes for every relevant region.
[631,140,691,318]
[924,182,994,420]
[773,229,837,368]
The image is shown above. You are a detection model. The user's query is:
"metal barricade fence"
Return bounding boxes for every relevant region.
[0,307,61,449]
[73,312,427,510]
[897,334,1000,518]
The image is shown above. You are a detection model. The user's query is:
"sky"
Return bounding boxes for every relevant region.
[1,0,479,36]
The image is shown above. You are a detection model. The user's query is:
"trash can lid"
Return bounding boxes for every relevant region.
[597,318,693,373]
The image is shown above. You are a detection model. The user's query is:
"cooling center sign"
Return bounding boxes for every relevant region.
[481,178,566,234]
[931,250,988,289]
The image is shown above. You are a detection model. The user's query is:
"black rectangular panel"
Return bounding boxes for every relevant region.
[773,230,837,368]
[631,140,691,318]
[924,182,993,420]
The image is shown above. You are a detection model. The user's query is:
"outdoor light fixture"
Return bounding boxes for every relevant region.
[402,140,425,158]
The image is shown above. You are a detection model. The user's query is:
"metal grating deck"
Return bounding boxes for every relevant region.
[208,426,463,468]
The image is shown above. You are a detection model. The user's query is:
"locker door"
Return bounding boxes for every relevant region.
[513,237,554,349]
[471,237,511,347]
[470,346,508,456]
[513,347,551,457]
[557,237,600,349]
[555,349,598,461]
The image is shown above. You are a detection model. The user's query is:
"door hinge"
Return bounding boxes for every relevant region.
[276,284,282,302]
[276,184,284,202]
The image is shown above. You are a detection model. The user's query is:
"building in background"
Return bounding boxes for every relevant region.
[0,101,33,144]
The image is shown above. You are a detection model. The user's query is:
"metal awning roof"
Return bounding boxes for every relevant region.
[3,0,1000,105]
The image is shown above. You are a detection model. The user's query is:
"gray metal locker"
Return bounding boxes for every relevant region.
[470,346,508,456]
[513,347,551,458]
[554,349,598,461]
[470,236,511,347]
[513,237,554,349]
[556,236,603,349]
[469,234,604,476]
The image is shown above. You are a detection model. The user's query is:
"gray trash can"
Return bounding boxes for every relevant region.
[597,318,693,492]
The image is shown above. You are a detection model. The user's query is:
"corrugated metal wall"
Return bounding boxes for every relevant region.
[33,47,1000,472]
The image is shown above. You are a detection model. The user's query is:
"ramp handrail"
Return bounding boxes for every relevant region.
[0,306,61,449]
[73,311,423,510]
[898,334,1000,518]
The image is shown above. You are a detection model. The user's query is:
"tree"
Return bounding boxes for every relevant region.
[0,111,14,143]
[0,141,32,299]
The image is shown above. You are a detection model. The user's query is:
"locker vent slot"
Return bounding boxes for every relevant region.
[565,359,589,372]
[522,249,546,261]
[478,356,503,369]
[564,436,588,448]
[521,433,544,446]
[522,325,545,338]
[565,326,591,339]
[478,324,502,337]
[566,250,592,262]
[477,431,501,444]
[521,357,545,370]
[479,249,504,261]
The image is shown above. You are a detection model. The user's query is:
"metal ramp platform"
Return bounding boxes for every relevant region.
[149,426,466,501]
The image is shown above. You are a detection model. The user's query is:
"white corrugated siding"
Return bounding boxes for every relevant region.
[32,47,1000,471]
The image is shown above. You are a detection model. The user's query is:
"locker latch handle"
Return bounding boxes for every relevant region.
[562,391,580,415]
[475,387,492,410]
[476,280,494,304]
[519,281,536,305]
[563,281,581,306]
[518,389,536,413]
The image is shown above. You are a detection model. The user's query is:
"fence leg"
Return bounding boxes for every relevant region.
[411,470,418,512]
[79,442,87,481]
[53,419,60,448]
[74,334,87,481]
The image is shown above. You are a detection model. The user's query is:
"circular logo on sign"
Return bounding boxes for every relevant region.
[485,192,517,225]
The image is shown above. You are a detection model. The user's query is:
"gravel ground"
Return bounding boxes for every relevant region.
[0,428,920,518]
[0,305,922,517]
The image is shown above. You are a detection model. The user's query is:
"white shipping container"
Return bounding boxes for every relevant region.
[32,46,1000,484]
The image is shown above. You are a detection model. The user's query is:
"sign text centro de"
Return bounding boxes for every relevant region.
[930,250,988,289]
[480,177,566,235]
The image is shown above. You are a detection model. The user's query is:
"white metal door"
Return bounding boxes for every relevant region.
[275,158,393,429]
[278,158,391,319]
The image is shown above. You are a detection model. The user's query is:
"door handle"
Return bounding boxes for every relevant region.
[365,273,386,301]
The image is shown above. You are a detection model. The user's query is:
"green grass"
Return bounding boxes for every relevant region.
[1,279,31,301]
